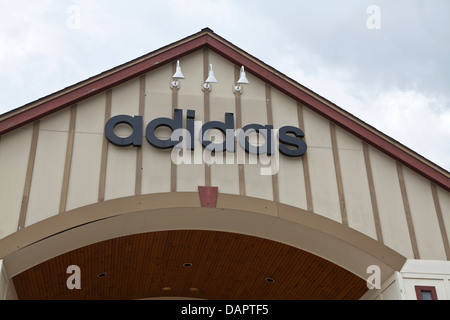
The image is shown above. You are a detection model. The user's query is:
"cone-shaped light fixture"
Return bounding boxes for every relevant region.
[234,66,249,93]
[172,60,185,79]
[237,66,249,84]
[203,64,218,91]
[171,60,184,89]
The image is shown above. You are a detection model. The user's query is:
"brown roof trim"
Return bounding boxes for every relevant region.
[1,28,449,191]
[0,29,208,132]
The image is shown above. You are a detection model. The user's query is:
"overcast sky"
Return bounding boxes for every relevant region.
[1,0,449,171]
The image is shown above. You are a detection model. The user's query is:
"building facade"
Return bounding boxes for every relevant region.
[0,29,449,300]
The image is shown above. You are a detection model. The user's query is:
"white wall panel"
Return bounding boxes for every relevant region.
[176,51,205,192]
[272,89,307,209]
[336,126,377,239]
[240,73,273,201]
[303,107,341,222]
[26,109,70,226]
[66,94,105,210]
[0,125,32,238]
[142,63,173,194]
[437,187,450,249]
[369,147,414,258]
[403,167,447,260]
[105,78,140,200]
[208,51,239,195]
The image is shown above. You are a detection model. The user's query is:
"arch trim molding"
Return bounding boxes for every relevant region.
[0,192,406,282]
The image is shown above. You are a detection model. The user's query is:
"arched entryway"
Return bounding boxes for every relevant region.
[2,193,406,300]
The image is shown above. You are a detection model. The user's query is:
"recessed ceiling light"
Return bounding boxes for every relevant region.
[97,272,107,278]
[189,288,199,292]
[183,263,193,267]
[266,278,275,283]
[162,287,172,291]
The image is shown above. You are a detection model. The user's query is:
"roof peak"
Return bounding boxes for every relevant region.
[0,29,448,189]
[201,27,214,33]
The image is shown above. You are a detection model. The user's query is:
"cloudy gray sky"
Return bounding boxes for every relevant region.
[1,0,449,171]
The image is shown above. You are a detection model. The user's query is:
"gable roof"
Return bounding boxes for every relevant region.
[1,28,449,191]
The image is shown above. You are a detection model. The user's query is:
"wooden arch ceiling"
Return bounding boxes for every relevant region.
[12,230,368,300]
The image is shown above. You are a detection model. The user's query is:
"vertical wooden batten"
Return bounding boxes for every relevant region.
[297,103,313,212]
[397,162,420,259]
[363,142,384,243]
[135,75,146,196]
[234,65,245,196]
[203,48,212,187]
[265,84,279,203]
[170,62,178,193]
[330,122,348,226]
[98,90,112,202]
[17,121,40,230]
[431,183,450,260]
[59,105,77,213]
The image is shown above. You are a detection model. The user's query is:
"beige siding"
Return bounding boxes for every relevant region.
[336,126,377,239]
[208,51,240,195]
[271,89,307,210]
[142,63,173,194]
[369,146,414,258]
[240,72,273,201]
[437,186,450,248]
[176,50,205,192]
[66,94,105,210]
[26,109,70,226]
[209,51,236,101]
[104,78,140,201]
[403,167,447,260]
[302,107,341,222]
[0,125,33,237]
